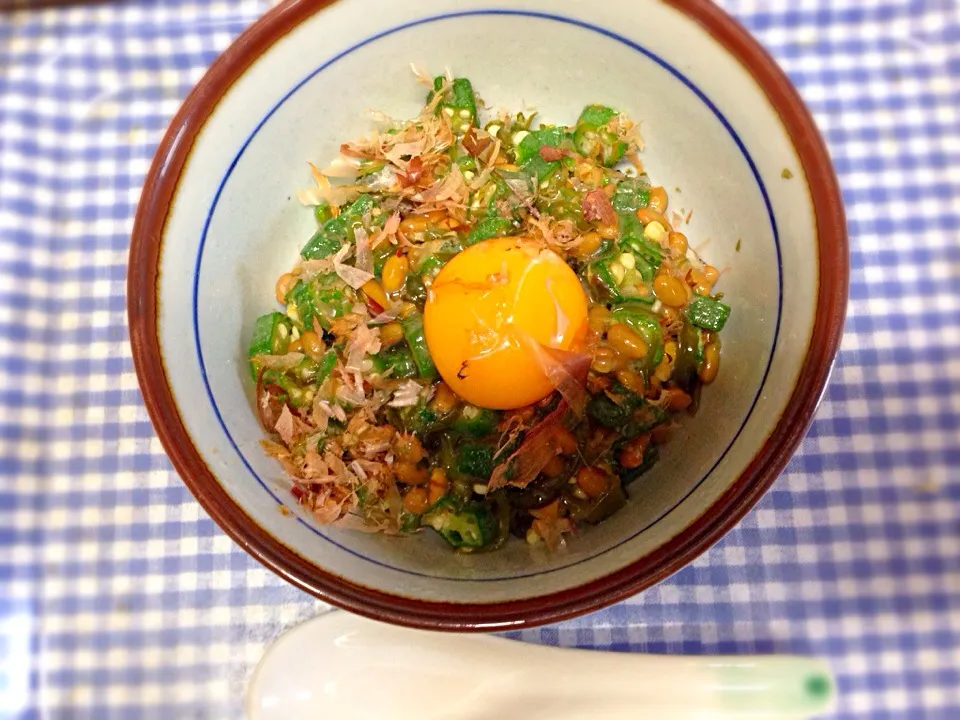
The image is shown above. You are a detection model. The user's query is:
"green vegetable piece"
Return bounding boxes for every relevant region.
[451,405,500,438]
[260,353,335,408]
[449,78,477,120]
[673,321,701,393]
[260,367,307,407]
[400,511,421,533]
[248,312,291,377]
[450,78,477,114]
[520,154,560,182]
[369,210,387,229]
[301,222,345,260]
[566,477,626,524]
[622,264,657,299]
[313,202,333,225]
[466,215,514,246]
[355,486,369,505]
[618,211,642,239]
[400,312,437,378]
[615,220,660,286]
[490,169,535,203]
[573,124,598,159]
[403,404,440,436]
[588,387,666,436]
[619,213,662,269]
[455,443,495,479]
[372,242,395,278]
[587,394,634,429]
[417,254,444,277]
[357,159,387,178]
[438,434,466,492]
[371,346,418,379]
[423,498,498,549]
[601,134,628,167]
[686,294,732,332]
[287,273,352,331]
[416,238,462,274]
[286,280,316,328]
[404,273,428,304]
[588,260,623,300]
[578,104,618,127]
[622,263,657,294]
[313,350,338,385]
[588,255,654,303]
[429,77,477,132]
[456,155,477,174]
[516,127,567,181]
[574,125,627,167]
[535,181,584,223]
[302,194,376,260]
[516,126,566,164]
[611,177,651,213]
[248,312,289,358]
[345,193,375,217]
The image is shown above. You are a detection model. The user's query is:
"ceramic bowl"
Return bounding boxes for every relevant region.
[129,0,847,630]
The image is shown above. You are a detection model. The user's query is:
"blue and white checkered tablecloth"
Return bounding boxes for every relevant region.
[1,0,958,717]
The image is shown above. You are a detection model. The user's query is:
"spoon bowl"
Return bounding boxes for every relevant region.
[246,612,835,720]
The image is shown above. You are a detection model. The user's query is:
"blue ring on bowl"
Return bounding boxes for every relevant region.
[192,9,783,581]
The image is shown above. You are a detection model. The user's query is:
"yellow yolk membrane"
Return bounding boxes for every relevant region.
[423,237,589,409]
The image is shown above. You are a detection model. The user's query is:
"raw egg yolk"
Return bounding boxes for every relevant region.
[423,237,588,409]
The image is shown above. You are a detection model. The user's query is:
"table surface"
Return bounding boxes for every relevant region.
[1,0,958,718]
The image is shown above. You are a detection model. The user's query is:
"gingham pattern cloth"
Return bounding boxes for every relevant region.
[1,0,958,717]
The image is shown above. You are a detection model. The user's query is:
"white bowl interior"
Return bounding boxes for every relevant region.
[157,0,818,603]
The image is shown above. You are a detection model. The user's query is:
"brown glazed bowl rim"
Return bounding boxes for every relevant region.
[128,0,848,630]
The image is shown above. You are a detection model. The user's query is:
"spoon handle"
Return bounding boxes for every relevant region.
[508,642,835,718]
[246,612,835,720]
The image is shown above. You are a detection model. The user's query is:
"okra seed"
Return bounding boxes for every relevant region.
[610,261,626,285]
[644,221,667,242]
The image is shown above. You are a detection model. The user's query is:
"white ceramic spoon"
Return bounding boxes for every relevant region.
[245,612,835,720]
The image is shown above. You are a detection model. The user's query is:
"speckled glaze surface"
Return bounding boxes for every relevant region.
[129,0,846,628]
